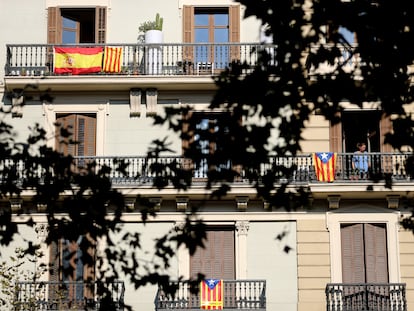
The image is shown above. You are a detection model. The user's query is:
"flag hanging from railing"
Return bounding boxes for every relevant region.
[313,152,337,182]
[200,279,223,310]
[54,47,103,75]
[103,47,123,73]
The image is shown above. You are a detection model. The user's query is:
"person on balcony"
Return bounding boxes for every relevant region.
[351,142,370,180]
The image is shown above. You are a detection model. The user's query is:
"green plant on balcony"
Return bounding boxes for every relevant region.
[138,13,163,33]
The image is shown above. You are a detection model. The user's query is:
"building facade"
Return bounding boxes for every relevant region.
[0,1,413,310]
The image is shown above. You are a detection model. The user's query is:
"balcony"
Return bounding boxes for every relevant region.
[14,280,125,311]
[154,280,266,310]
[326,283,407,311]
[0,152,412,187]
[5,43,273,77]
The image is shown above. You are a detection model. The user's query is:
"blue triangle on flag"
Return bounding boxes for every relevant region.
[204,279,220,290]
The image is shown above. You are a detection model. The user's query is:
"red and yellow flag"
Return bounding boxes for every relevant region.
[313,152,337,182]
[103,47,123,73]
[54,47,103,75]
[200,279,223,310]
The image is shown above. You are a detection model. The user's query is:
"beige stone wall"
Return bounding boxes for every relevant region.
[297,218,331,311]
[399,228,414,310]
[301,115,330,153]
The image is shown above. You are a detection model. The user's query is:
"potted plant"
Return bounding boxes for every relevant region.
[139,13,164,74]
[139,13,163,43]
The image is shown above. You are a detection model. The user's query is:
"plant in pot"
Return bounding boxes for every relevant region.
[138,13,163,43]
[139,13,164,74]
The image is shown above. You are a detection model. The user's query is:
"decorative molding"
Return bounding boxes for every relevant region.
[37,203,47,212]
[12,94,24,118]
[327,195,341,209]
[236,196,249,210]
[130,88,142,117]
[387,195,400,209]
[146,88,158,116]
[263,201,270,210]
[235,221,250,236]
[35,223,48,239]
[149,197,162,211]
[10,198,23,212]
[176,197,189,211]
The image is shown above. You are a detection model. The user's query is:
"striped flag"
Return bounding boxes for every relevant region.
[103,47,123,73]
[200,279,223,310]
[54,47,103,75]
[313,152,337,182]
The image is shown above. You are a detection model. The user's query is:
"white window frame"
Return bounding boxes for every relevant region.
[43,103,108,155]
[327,209,401,283]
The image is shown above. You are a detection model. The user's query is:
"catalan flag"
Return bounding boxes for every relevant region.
[54,47,103,75]
[103,47,123,73]
[200,279,223,310]
[313,152,337,182]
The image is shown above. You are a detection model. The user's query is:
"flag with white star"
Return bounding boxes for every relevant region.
[313,152,337,182]
[200,279,223,309]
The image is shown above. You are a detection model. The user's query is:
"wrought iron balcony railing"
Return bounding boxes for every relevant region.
[326,283,407,311]
[0,153,412,186]
[14,280,125,311]
[5,43,276,77]
[154,280,266,310]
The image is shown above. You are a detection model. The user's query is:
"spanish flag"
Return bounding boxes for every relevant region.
[54,47,103,75]
[313,152,337,182]
[200,279,223,310]
[103,47,123,73]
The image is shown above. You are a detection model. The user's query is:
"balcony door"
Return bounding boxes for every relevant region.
[182,5,239,72]
[341,223,388,283]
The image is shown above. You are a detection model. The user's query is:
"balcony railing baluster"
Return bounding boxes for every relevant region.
[326,283,407,311]
[155,280,266,310]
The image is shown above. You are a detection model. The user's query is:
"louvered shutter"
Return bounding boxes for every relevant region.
[182,5,194,63]
[190,229,235,279]
[330,115,343,152]
[364,223,388,283]
[380,113,392,153]
[229,5,240,61]
[76,115,96,156]
[47,7,61,44]
[96,7,106,43]
[341,224,365,283]
[56,114,76,155]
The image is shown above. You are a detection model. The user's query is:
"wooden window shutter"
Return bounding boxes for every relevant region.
[364,224,388,283]
[182,5,194,63]
[229,5,240,61]
[77,115,97,157]
[380,113,393,153]
[56,114,76,156]
[47,7,61,44]
[96,7,106,43]
[341,224,365,283]
[190,229,235,279]
[55,114,96,156]
[330,114,343,152]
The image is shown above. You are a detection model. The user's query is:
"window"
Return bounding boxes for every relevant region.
[330,111,392,153]
[55,113,97,156]
[49,236,96,303]
[341,223,388,283]
[48,7,106,44]
[182,5,240,71]
[183,113,232,178]
[190,227,235,279]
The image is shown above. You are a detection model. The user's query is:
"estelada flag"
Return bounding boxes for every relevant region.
[54,47,103,75]
[313,152,337,182]
[103,47,123,73]
[200,279,223,310]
